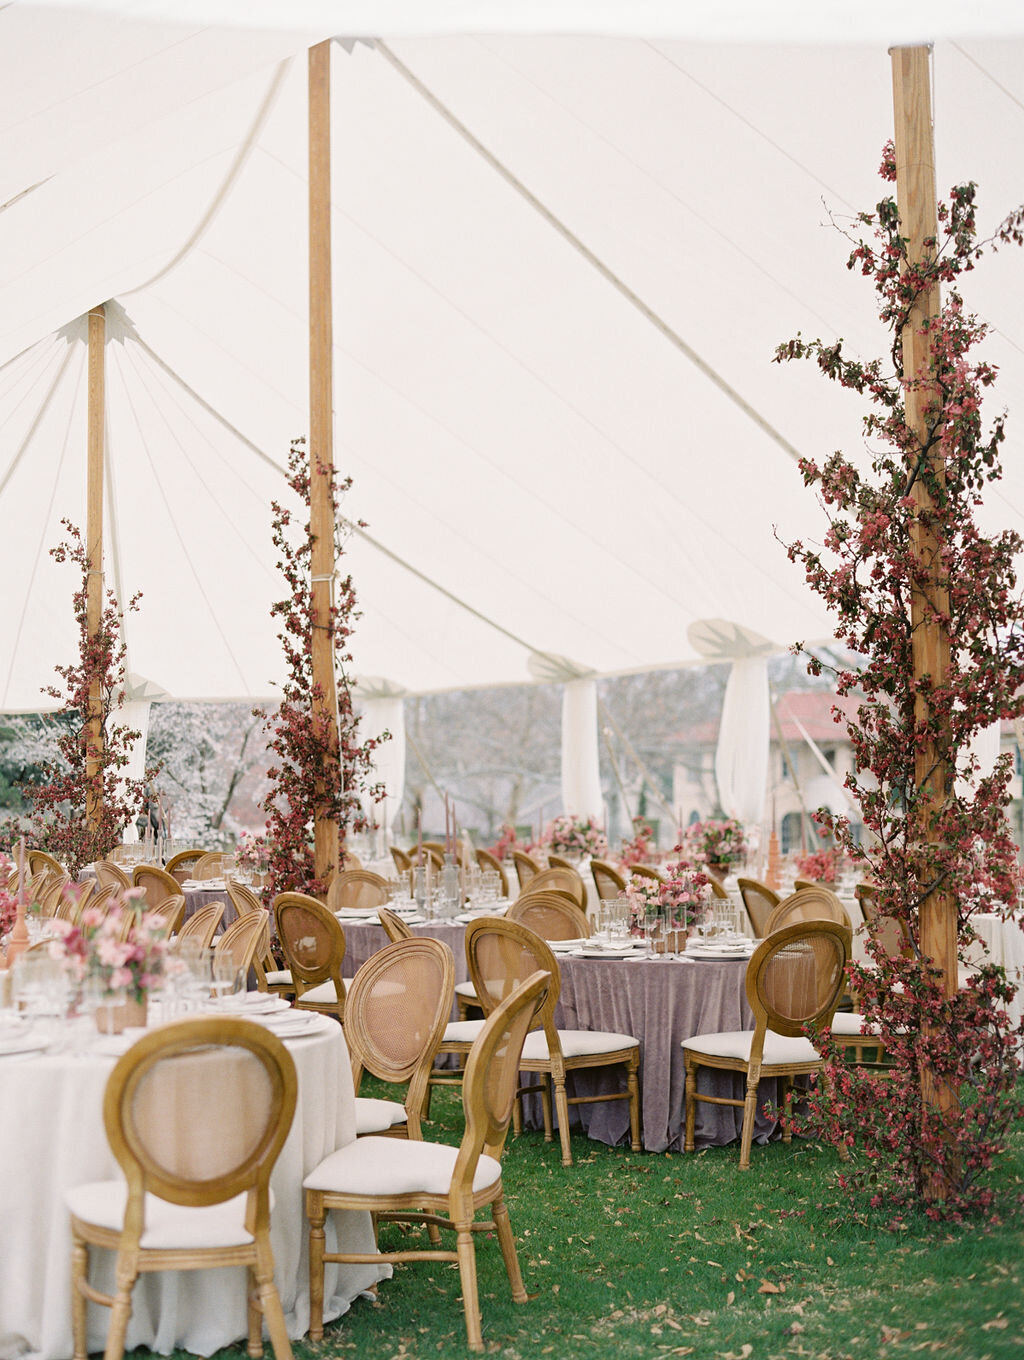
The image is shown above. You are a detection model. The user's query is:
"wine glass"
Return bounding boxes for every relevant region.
[211,956,244,1005]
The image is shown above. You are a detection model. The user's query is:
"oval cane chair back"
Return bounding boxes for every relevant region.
[326,869,390,913]
[764,886,851,935]
[390,845,412,875]
[274,892,347,1019]
[507,891,591,941]
[512,850,542,889]
[28,849,65,877]
[464,917,641,1165]
[346,936,455,1138]
[68,1017,297,1360]
[191,852,230,881]
[521,866,586,907]
[132,864,182,912]
[38,872,71,917]
[225,880,292,996]
[474,847,510,898]
[225,879,264,918]
[408,847,443,874]
[590,859,626,901]
[737,877,781,939]
[95,860,131,891]
[172,902,224,952]
[164,848,204,883]
[214,909,270,977]
[705,872,730,901]
[377,906,414,943]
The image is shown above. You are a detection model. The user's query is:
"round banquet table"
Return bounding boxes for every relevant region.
[0,1014,386,1359]
[546,952,779,1154]
[341,918,471,986]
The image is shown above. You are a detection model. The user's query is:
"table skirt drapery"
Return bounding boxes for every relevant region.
[0,1022,386,1359]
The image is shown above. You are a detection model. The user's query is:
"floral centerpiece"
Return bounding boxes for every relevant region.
[485,824,524,861]
[794,847,844,885]
[618,819,655,869]
[235,830,271,875]
[624,858,711,941]
[545,815,607,861]
[0,852,17,942]
[50,887,168,1028]
[684,818,747,873]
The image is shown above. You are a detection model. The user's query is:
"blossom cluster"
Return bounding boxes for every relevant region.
[235,830,271,872]
[485,824,523,860]
[794,848,844,885]
[618,819,655,869]
[544,815,607,859]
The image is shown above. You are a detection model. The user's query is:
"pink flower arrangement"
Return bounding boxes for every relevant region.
[544,815,607,860]
[794,848,844,884]
[49,887,167,1002]
[485,824,522,860]
[235,830,271,872]
[683,818,747,869]
[618,819,655,869]
[624,859,711,931]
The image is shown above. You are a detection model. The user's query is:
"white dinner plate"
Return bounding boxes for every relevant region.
[686,948,754,962]
[256,1012,331,1038]
[0,1032,51,1058]
[575,944,643,958]
[334,907,380,919]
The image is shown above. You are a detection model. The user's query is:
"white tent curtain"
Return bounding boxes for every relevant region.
[714,656,770,827]
[358,692,406,836]
[117,699,152,843]
[560,677,602,821]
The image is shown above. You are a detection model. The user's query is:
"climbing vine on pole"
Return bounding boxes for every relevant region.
[777,145,1024,1215]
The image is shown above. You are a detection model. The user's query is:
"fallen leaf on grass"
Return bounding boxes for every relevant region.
[720,1346,753,1360]
[786,1323,804,1336]
[981,1317,1008,1331]
[758,1280,783,1295]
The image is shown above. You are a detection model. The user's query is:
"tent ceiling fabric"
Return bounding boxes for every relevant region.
[2,7,1024,708]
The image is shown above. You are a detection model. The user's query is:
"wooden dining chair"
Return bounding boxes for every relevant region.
[519,866,587,908]
[377,906,414,943]
[326,869,390,912]
[149,896,187,939]
[507,892,591,941]
[66,1017,297,1360]
[590,859,627,901]
[346,936,455,1138]
[390,845,413,875]
[28,848,65,878]
[214,910,272,980]
[682,919,851,1168]
[164,848,204,883]
[132,864,182,912]
[38,871,71,917]
[304,969,550,1353]
[764,886,852,934]
[171,901,224,952]
[705,872,730,901]
[191,852,226,881]
[226,881,294,998]
[736,877,781,939]
[451,917,641,1167]
[95,860,131,891]
[274,892,348,1022]
[626,863,665,885]
[475,848,509,898]
[512,850,542,889]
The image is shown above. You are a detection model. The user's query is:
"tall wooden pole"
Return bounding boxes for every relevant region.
[309,40,340,885]
[86,304,106,835]
[891,46,958,1168]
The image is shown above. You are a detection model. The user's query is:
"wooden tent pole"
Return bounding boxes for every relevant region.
[890,46,958,1164]
[86,304,105,835]
[309,39,340,885]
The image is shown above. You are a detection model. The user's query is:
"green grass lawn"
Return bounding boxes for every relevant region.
[279,1081,1024,1360]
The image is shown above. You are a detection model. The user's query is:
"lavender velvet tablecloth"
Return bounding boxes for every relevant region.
[550,954,776,1153]
[341,919,470,985]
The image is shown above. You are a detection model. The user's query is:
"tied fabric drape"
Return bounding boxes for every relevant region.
[714,656,769,827]
[359,693,406,834]
[561,677,602,820]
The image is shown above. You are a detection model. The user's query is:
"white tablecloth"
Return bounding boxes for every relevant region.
[0,1017,386,1358]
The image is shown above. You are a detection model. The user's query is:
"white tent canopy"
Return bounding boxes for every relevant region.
[3,5,1024,718]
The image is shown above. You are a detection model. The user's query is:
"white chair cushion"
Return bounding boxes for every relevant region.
[454,980,478,998]
[442,1019,486,1043]
[355,1097,407,1134]
[65,1183,256,1249]
[830,1012,879,1036]
[304,1137,502,1197]
[522,1029,639,1061]
[264,969,292,986]
[683,1030,821,1064]
[298,980,341,1004]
